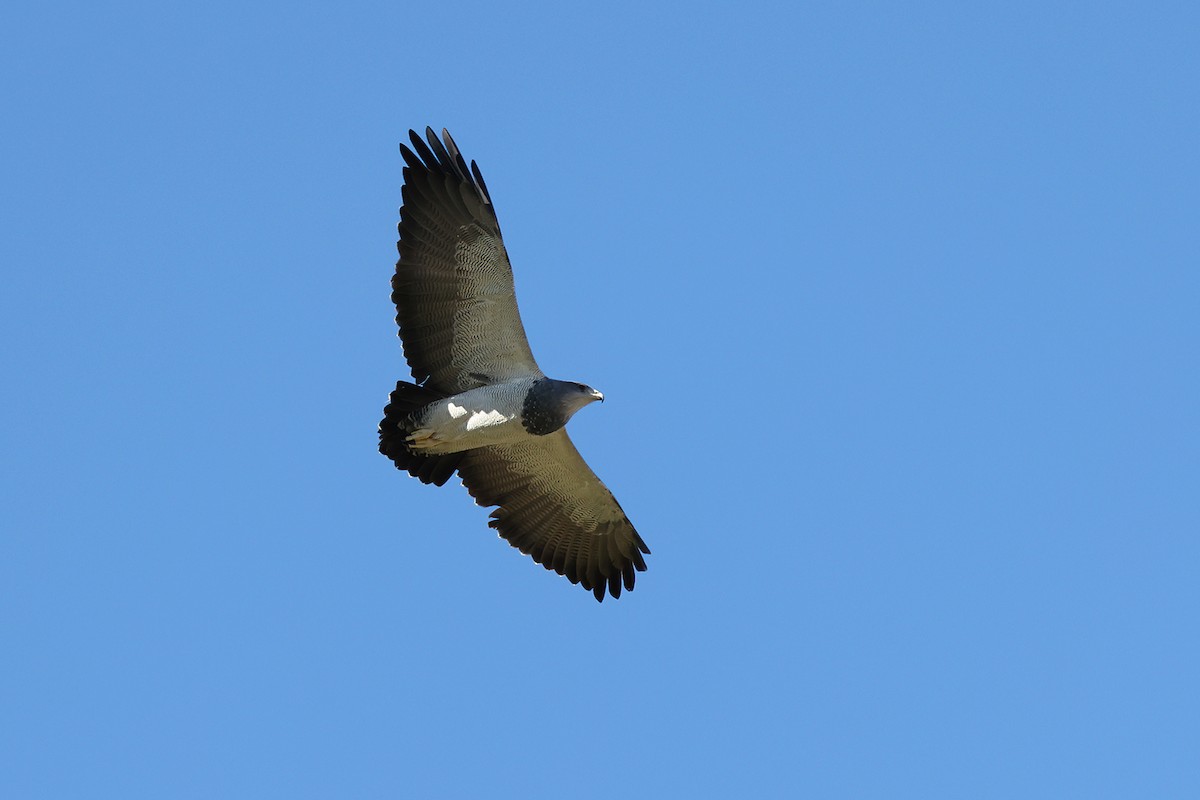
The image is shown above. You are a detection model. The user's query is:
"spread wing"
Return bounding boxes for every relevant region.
[457,431,650,602]
[393,127,542,394]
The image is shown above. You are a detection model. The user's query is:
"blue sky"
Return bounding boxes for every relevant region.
[2,1,1197,797]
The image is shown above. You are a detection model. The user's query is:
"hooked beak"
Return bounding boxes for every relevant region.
[590,388,605,403]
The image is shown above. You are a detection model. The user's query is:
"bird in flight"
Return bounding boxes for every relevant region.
[379,127,650,602]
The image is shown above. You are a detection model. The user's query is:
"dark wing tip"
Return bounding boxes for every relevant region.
[478,509,649,603]
[406,128,438,169]
[608,570,622,600]
[398,127,493,209]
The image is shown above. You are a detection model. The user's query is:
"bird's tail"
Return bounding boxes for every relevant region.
[378,381,464,486]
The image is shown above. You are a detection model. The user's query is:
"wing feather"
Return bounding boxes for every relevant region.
[457,431,650,602]
[393,127,542,392]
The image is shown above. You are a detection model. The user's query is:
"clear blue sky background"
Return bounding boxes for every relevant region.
[2,1,1197,797]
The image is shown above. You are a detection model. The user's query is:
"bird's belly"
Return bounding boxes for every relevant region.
[409,385,527,453]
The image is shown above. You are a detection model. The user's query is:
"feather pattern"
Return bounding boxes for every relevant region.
[456,431,650,601]
[393,127,542,393]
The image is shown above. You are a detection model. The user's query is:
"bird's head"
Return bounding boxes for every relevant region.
[522,378,606,436]
[563,381,604,414]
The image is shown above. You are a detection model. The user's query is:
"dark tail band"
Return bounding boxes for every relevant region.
[378,381,463,486]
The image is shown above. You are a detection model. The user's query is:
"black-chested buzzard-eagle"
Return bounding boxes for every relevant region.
[378,127,650,602]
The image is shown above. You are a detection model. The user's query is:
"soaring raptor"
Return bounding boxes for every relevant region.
[379,127,650,602]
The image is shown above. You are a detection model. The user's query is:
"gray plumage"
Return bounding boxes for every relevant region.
[378,127,649,602]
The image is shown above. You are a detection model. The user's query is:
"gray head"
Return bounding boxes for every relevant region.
[521,378,604,436]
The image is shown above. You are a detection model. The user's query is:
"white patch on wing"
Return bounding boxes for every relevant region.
[466,408,510,431]
[447,402,468,419]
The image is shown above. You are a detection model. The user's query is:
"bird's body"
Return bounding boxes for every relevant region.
[403,379,531,454]
[401,377,601,454]
[379,128,649,602]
